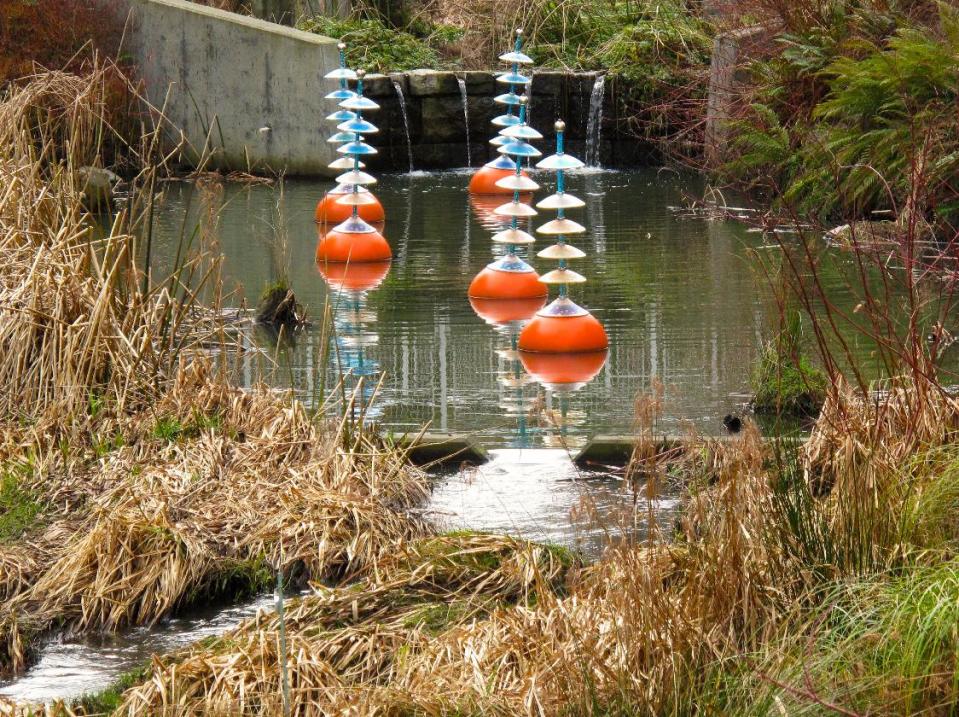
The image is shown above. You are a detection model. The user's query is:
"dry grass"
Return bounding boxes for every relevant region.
[117,532,575,715]
[0,66,431,694]
[108,424,784,716]
[0,364,429,675]
[101,381,959,716]
[4,64,959,717]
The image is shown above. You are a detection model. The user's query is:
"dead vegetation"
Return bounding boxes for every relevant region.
[95,382,956,716]
[0,65,430,694]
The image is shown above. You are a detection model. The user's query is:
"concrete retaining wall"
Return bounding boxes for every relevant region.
[106,0,782,175]
[705,24,776,167]
[358,70,645,172]
[118,0,341,175]
[113,0,645,175]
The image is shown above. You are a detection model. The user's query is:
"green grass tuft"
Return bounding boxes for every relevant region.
[752,311,827,418]
[298,16,456,72]
[72,664,151,715]
[151,416,183,442]
[0,463,42,543]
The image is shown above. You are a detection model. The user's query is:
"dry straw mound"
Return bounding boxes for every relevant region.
[115,388,959,716]
[0,366,429,675]
[118,532,576,715]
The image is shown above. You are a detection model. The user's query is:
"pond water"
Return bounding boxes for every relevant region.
[150,168,787,448]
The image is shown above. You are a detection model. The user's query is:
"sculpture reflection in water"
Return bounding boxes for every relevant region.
[469,116,609,447]
[470,296,606,448]
[316,257,391,422]
[470,297,543,448]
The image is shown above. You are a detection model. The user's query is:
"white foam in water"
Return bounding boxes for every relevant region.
[0,593,275,704]
[428,449,678,555]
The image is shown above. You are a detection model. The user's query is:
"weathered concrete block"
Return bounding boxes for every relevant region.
[391,432,489,466]
[407,69,460,96]
[466,96,495,139]
[567,71,601,97]
[420,96,468,143]
[528,95,563,135]
[460,70,495,96]
[108,4,635,176]
[705,24,777,166]
[368,98,421,154]
[531,70,565,97]
[413,143,473,169]
[362,72,396,98]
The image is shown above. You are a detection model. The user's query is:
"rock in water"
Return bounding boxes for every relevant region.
[256,284,304,327]
[78,166,119,211]
[722,414,742,434]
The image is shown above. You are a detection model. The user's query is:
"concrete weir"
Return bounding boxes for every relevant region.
[391,432,489,466]
[108,0,775,175]
[116,0,342,175]
[110,0,637,175]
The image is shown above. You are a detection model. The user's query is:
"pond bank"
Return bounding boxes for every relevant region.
[0,448,679,707]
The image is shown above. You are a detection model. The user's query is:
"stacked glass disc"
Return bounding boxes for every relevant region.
[316,68,392,263]
[519,120,608,375]
[468,28,534,196]
[315,44,385,226]
[468,97,547,301]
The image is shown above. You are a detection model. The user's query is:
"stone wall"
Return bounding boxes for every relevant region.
[705,24,778,167]
[111,0,645,175]
[356,70,646,172]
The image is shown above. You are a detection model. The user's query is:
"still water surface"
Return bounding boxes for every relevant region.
[150,168,784,447]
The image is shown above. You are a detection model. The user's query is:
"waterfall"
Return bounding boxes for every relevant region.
[585,74,606,168]
[526,71,534,127]
[456,77,471,167]
[392,80,414,173]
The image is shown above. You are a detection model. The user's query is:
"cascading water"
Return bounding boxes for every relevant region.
[0,593,277,703]
[585,75,606,168]
[456,77,471,167]
[391,80,414,173]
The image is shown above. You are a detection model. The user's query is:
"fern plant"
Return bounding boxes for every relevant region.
[728,2,959,226]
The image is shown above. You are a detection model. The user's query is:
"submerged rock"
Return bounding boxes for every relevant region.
[78,166,119,211]
[255,283,305,327]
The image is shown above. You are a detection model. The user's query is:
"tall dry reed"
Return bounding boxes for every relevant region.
[0,67,431,687]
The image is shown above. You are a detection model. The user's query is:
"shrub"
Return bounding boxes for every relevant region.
[298,15,455,71]
[0,0,127,83]
[725,2,959,226]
